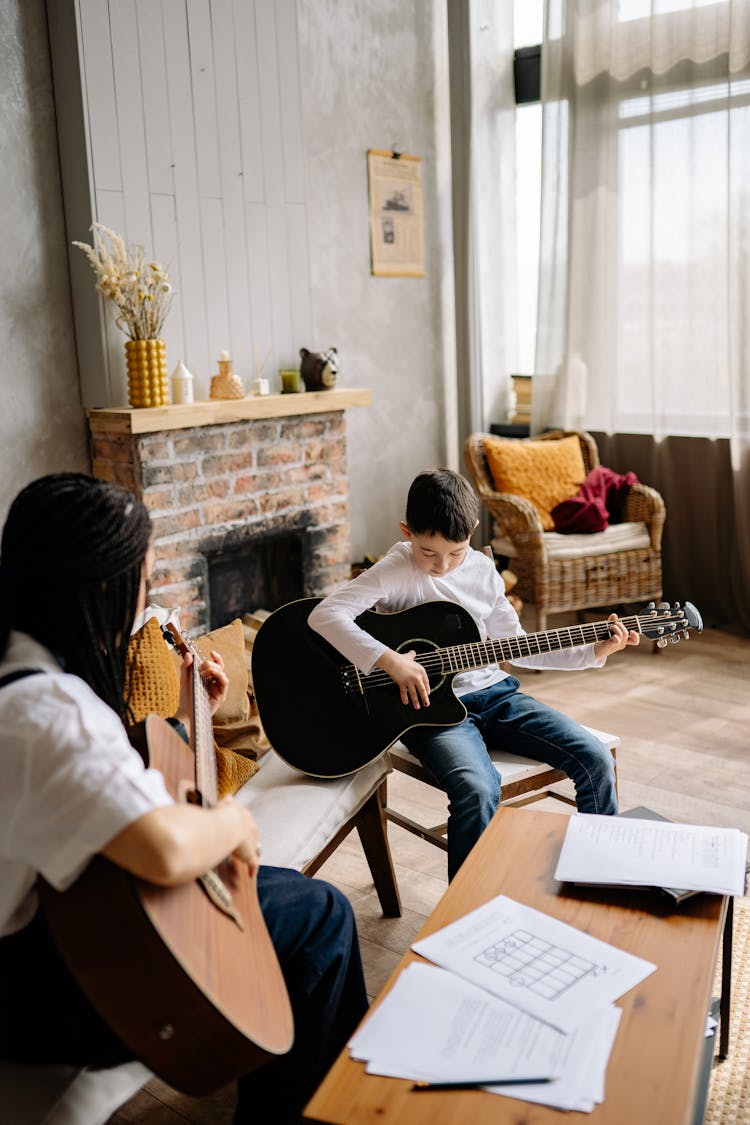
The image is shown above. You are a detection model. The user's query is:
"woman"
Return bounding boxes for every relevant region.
[0,473,366,1124]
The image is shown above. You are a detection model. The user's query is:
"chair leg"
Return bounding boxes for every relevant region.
[355,783,402,917]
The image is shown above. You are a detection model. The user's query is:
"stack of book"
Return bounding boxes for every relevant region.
[511,374,532,424]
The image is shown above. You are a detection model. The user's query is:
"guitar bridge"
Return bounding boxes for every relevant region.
[198,869,245,930]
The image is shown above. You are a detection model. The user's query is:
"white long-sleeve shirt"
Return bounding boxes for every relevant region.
[308,542,604,697]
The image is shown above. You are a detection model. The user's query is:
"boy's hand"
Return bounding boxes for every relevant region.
[376,648,431,709]
[593,614,640,661]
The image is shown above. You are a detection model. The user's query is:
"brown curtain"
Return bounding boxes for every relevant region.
[593,433,749,635]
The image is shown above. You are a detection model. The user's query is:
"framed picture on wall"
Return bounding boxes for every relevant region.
[367,149,425,277]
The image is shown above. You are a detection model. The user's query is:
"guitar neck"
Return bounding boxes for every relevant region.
[164,623,218,807]
[432,614,641,675]
[191,658,218,808]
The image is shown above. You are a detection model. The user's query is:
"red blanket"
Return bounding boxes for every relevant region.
[551,466,638,534]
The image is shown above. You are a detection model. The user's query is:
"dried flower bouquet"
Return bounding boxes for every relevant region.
[73,223,173,340]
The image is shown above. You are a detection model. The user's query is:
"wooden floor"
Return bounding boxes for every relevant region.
[112,619,750,1123]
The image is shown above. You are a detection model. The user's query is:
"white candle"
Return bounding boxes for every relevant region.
[171,360,195,404]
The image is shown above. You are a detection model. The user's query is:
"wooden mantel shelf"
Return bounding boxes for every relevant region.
[86,387,372,435]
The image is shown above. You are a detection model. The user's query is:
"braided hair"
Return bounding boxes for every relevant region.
[0,473,152,720]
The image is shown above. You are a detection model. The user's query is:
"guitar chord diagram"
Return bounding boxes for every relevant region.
[474,929,604,1000]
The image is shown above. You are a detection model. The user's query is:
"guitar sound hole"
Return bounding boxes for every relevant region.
[396,638,446,691]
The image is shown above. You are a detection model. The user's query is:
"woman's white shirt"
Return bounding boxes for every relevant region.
[0,632,172,936]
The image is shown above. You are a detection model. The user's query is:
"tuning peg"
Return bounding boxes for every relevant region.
[682,631,690,641]
[658,601,669,610]
[645,602,655,612]
[657,638,668,648]
[670,635,680,644]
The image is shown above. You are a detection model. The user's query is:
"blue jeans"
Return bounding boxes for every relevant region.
[401,676,618,881]
[237,867,367,1124]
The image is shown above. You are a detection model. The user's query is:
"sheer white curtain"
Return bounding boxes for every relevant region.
[534,0,750,626]
[448,0,517,449]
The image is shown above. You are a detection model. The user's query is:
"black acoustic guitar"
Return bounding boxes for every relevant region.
[252,598,703,778]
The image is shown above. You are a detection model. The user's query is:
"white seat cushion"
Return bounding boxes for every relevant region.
[0,1058,151,1125]
[389,726,619,785]
[493,521,650,561]
[233,749,391,871]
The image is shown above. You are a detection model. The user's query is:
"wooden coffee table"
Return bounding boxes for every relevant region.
[305,806,728,1124]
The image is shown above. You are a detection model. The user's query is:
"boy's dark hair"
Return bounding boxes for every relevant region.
[405,469,478,542]
[0,473,152,722]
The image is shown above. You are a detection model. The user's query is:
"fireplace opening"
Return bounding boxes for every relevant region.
[206,531,305,629]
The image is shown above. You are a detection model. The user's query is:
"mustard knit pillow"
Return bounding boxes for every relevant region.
[484,435,586,531]
[126,616,257,797]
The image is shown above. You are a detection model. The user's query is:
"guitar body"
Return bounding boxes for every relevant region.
[39,714,293,1096]
[252,598,479,777]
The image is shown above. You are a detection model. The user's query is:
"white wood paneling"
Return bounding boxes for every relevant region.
[275,0,305,203]
[235,0,265,204]
[63,0,312,405]
[245,200,274,372]
[255,1,294,369]
[135,0,174,197]
[78,0,121,193]
[110,0,153,245]
[286,201,313,364]
[212,1,255,379]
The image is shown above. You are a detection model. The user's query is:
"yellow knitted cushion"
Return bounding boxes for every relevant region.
[126,615,180,721]
[188,618,270,761]
[126,616,258,796]
[484,435,586,531]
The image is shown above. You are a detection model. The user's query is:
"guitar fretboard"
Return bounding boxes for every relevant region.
[439,617,635,674]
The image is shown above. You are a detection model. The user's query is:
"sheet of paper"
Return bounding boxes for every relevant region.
[349,963,621,1112]
[555,814,748,897]
[412,895,655,1033]
[483,1004,622,1113]
[349,962,564,1082]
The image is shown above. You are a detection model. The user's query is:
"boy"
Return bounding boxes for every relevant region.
[308,468,639,880]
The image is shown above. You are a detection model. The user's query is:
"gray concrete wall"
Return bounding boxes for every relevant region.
[0,0,88,524]
[298,0,456,559]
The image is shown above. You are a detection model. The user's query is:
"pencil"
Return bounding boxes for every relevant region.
[412,1076,553,1091]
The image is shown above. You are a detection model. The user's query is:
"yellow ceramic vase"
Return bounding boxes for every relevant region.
[125,338,169,408]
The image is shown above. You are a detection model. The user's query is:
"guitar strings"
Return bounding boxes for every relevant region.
[346,613,684,693]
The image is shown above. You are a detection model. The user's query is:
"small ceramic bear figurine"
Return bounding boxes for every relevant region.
[299,346,338,391]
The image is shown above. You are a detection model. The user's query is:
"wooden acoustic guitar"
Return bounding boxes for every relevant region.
[39,625,293,1096]
[252,598,703,779]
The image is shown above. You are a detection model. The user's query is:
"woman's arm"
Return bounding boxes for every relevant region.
[101,797,260,885]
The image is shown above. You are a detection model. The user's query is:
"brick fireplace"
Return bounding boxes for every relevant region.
[86,389,371,631]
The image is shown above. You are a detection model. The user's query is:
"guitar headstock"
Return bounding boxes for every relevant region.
[162,621,195,659]
[637,601,703,647]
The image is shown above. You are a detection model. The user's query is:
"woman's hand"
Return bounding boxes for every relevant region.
[175,649,230,732]
[218,797,263,878]
[593,614,640,661]
[376,648,431,709]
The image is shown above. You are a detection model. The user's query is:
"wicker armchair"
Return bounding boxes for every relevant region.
[464,430,666,631]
